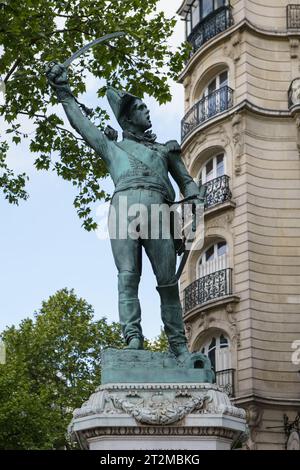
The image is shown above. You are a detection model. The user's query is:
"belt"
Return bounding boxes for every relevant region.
[113,185,169,198]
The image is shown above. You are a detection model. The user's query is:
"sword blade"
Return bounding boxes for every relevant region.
[63,31,126,68]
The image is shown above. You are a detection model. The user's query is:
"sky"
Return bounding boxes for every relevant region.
[0,0,185,340]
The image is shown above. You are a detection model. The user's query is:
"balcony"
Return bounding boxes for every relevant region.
[181,86,234,140]
[184,268,233,313]
[215,368,235,397]
[187,6,233,53]
[203,175,232,210]
[287,5,300,29]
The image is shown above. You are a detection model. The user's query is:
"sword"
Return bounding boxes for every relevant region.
[62,31,126,68]
[175,186,206,281]
[47,31,126,115]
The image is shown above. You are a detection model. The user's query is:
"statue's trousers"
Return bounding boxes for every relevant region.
[109,188,187,346]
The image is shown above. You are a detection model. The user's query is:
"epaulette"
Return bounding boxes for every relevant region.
[165,140,181,154]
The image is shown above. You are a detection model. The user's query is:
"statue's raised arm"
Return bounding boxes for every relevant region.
[46,62,113,165]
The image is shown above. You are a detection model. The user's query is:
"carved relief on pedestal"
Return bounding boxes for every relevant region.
[72,383,246,426]
[231,113,244,175]
[111,391,208,425]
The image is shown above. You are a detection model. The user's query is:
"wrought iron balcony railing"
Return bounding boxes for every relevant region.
[215,368,235,397]
[203,175,232,210]
[287,5,300,29]
[181,86,234,140]
[184,268,233,313]
[188,6,233,53]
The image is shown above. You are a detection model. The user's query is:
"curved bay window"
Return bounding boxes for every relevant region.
[184,239,233,312]
[199,152,232,209]
[202,71,228,118]
[185,0,233,52]
[201,333,230,371]
[181,70,233,139]
[198,240,228,278]
[199,152,225,184]
[200,333,235,396]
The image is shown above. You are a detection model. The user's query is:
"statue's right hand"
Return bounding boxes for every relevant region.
[45,62,68,86]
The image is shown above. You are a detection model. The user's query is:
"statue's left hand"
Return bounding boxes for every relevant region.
[191,184,206,207]
[104,125,118,141]
[190,195,205,208]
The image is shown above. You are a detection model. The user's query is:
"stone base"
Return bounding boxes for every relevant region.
[69,382,247,450]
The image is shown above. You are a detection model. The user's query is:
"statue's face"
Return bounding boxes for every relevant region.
[128,99,152,132]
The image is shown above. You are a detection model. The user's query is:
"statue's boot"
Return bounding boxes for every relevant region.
[124,336,144,350]
[156,282,191,364]
[118,272,144,349]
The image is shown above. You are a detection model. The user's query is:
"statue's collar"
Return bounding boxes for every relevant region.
[122,129,157,145]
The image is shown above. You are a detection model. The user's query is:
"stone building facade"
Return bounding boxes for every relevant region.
[177,0,300,450]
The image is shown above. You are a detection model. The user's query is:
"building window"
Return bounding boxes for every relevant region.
[181,70,233,140]
[199,332,235,396]
[287,5,300,30]
[202,71,228,117]
[198,240,228,277]
[185,0,228,38]
[183,237,233,312]
[200,333,231,372]
[184,0,232,52]
[198,153,232,209]
[199,153,225,184]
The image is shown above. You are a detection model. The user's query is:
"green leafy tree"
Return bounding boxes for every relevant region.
[144,328,169,352]
[0,288,124,449]
[0,0,189,229]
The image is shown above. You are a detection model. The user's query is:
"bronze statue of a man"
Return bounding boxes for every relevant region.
[46,62,204,363]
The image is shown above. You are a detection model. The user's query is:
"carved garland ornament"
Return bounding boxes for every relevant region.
[110,393,208,425]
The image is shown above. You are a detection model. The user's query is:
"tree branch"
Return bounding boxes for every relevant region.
[56,126,84,141]
[17,111,84,141]
[4,59,22,83]
[4,27,93,83]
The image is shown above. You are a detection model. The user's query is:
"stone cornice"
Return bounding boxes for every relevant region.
[183,294,240,322]
[204,200,236,218]
[177,0,190,17]
[179,18,300,83]
[181,100,291,150]
[82,425,237,439]
[97,382,221,391]
[233,394,300,408]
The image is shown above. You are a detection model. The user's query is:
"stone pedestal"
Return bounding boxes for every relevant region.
[69,349,247,450]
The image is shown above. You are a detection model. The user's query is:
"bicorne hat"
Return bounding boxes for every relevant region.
[106,86,140,129]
